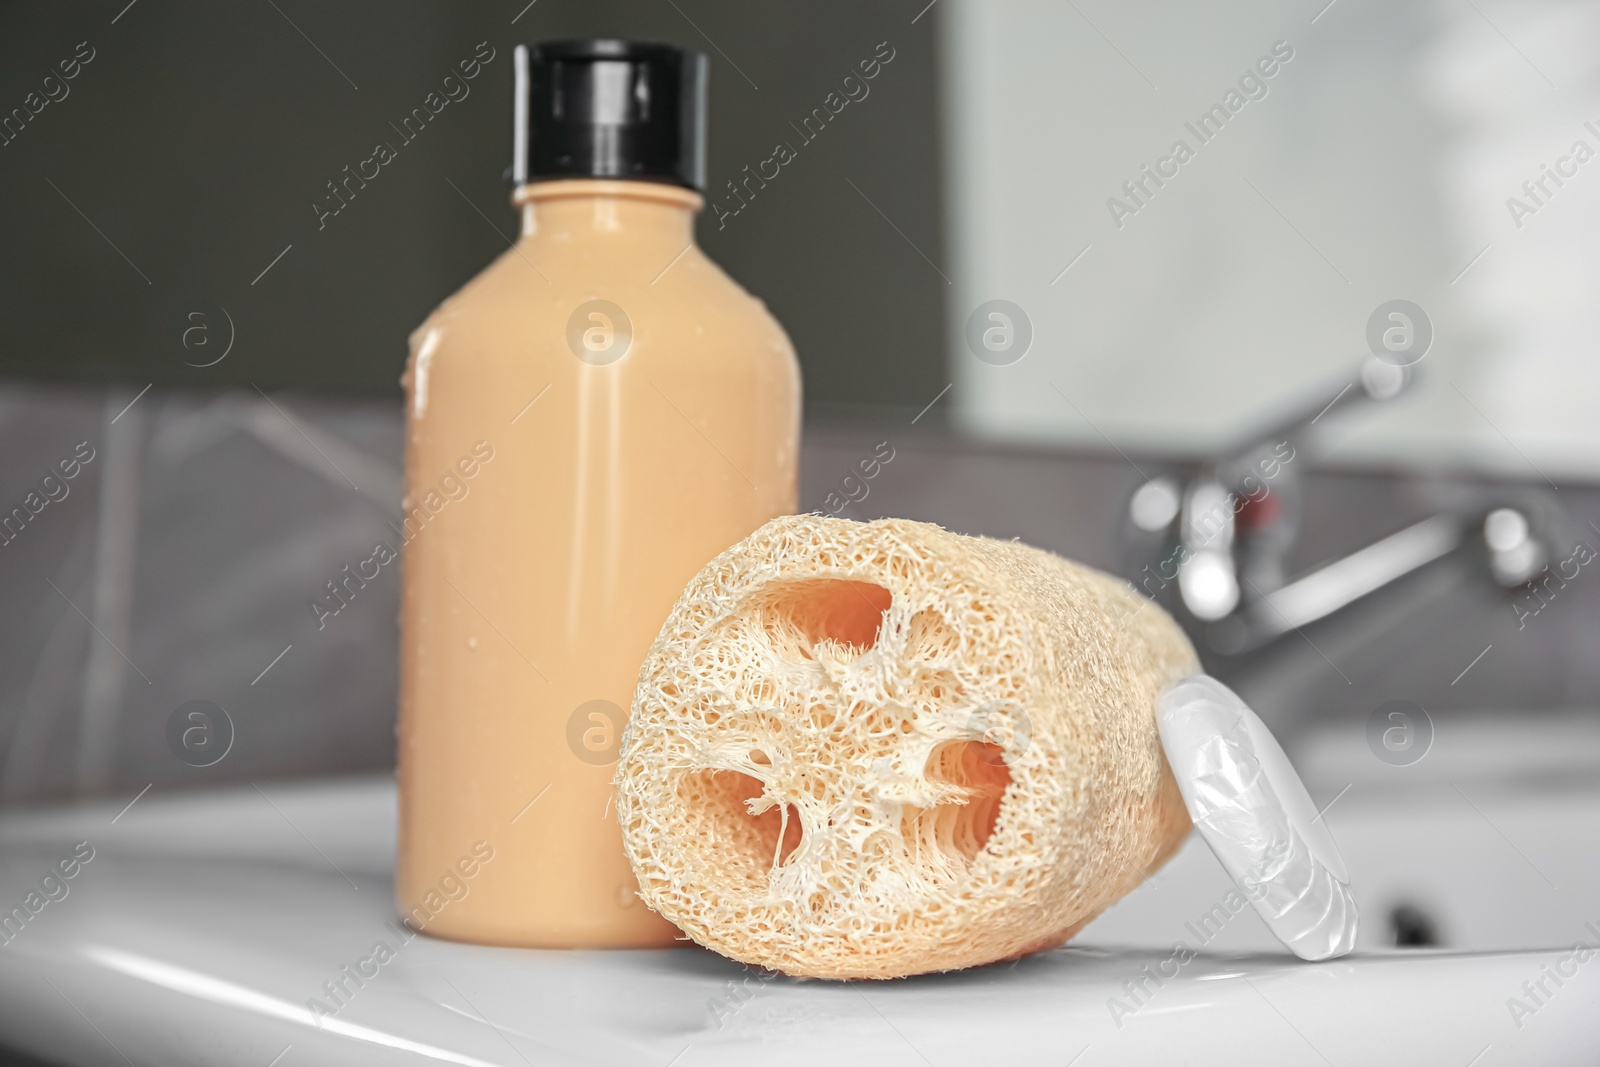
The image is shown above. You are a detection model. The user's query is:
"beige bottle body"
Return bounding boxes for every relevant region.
[396,179,800,947]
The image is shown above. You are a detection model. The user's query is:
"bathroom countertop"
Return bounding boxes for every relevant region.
[0,778,1594,1067]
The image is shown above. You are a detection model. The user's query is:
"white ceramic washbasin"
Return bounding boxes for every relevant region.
[1087,711,1600,957]
[0,772,1595,1067]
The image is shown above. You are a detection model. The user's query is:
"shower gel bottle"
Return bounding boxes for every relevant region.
[397,40,801,947]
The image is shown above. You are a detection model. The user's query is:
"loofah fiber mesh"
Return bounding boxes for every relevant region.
[613,515,1198,979]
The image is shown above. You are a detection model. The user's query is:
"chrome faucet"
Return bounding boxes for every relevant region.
[1122,356,1565,655]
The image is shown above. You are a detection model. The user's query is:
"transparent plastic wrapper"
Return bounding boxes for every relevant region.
[1157,674,1359,961]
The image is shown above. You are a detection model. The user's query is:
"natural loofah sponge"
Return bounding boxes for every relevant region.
[614,515,1198,979]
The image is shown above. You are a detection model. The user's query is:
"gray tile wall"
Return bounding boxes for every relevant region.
[0,384,1594,806]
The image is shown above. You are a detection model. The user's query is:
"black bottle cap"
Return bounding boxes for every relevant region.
[512,40,708,192]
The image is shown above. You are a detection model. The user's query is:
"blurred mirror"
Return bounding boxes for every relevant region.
[944,0,1600,478]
